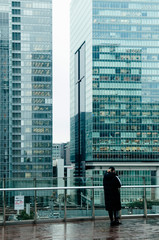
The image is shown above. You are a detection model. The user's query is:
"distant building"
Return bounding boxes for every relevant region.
[53,158,75,200]
[52,144,62,161]
[65,142,71,165]
[53,142,71,180]
[53,142,70,165]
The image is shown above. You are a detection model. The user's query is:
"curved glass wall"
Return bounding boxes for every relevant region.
[70,0,92,176]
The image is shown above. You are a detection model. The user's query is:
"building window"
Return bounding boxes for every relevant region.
[12,43,21,51]
[12,25,21,30]
[12,17,21,23]
[12,9,21,15]
[12,2,20,7]
[12,32,21,40]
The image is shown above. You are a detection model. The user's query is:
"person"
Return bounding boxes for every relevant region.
[103,166,122,226]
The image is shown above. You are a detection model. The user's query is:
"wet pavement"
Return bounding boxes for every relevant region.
[1,218,159,240]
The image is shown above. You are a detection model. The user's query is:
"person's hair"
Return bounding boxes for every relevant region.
[109,166,115,172]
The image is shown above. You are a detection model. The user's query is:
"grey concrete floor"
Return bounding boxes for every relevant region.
[1,218,159,240]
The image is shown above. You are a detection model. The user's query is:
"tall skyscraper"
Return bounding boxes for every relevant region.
[70,0,159,189]
[0,0,53,181]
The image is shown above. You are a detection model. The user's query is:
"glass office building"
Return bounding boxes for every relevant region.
[0,0,53,181]
[70,0,159,181]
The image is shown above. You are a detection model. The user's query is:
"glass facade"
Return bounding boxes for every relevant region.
[70,0,92,176]
[70,0,159,174]
[0,4,10,179]
[0,0,53,180]
[86,169,153,204]
[92,0,159,163]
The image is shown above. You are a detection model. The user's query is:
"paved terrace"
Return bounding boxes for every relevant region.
[1,218,159,240]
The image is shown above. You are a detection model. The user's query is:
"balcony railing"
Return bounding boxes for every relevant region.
[1,184,159,225]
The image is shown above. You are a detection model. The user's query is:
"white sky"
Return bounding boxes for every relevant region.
[53,0,71,143]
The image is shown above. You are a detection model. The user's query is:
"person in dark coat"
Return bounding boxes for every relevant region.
[103,166,122,226]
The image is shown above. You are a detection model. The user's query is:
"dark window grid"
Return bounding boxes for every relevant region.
[12,32,21,41]
[12,17,21,23]
[12,83,21,88]
[12,53,21,59]
[12,25,21,30]
[12,9,21,15]
[12,68,21,74]
[12,61,21,66]
[12,1,21,7]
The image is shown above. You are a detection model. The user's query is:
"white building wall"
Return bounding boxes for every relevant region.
[57,158,64,194]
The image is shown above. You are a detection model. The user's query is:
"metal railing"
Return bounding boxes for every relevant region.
[0,185,159,225]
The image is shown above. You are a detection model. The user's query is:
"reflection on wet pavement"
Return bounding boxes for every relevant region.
[1,218,159,240]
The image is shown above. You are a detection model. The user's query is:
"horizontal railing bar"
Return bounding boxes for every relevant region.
[0,185,159,192]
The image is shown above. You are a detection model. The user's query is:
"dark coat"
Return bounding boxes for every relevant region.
[103,172,121,211]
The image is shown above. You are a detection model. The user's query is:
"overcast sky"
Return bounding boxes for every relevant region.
[53,0,71,143]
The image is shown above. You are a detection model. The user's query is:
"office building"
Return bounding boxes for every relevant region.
[53,144,62,162]
[70,0,159,201]
[0,0,53,182]
[53,142,70,165]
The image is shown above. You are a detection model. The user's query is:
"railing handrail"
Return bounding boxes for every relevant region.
[1,184,159,225]
[0,185,159,192]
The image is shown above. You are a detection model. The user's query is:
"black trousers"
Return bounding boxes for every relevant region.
[108,210,119,222]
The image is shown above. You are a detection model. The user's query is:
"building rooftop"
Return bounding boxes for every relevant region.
[1,218,159,240]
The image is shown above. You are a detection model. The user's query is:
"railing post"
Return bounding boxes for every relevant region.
[2,178,6,226]
[143,177,147,218]
[64,178,67,221]
[64,188,67,221]
[34,178,37,223]
[91,178,95,219]
[92,188,95,220]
